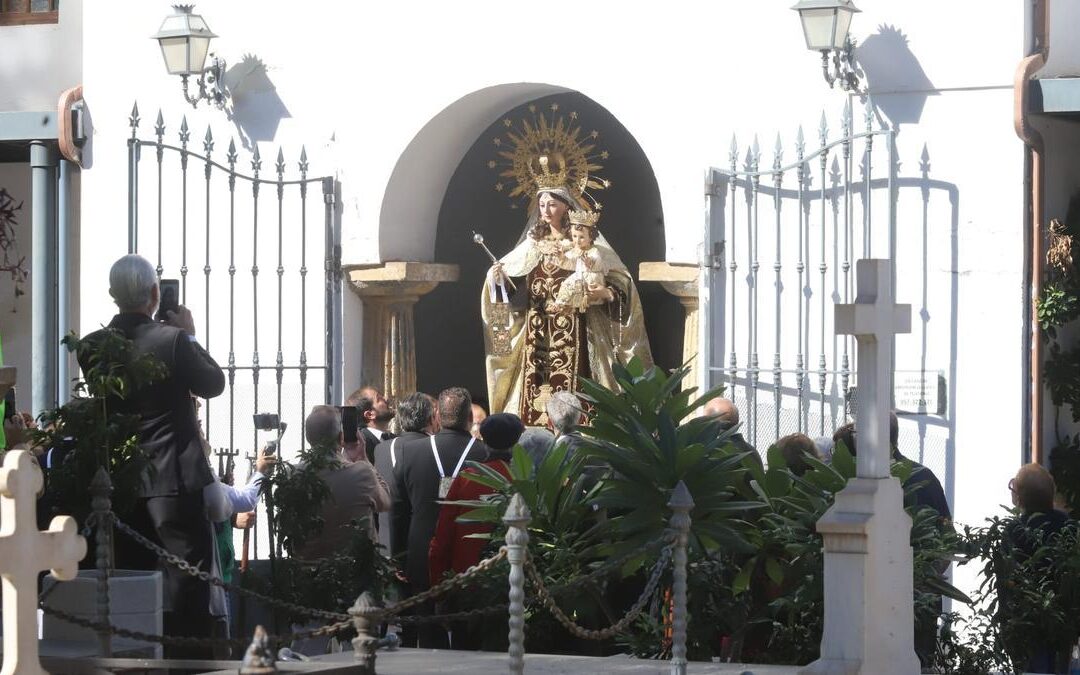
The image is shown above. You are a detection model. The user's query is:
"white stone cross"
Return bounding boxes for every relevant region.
[0,450,86,675]
[834,259,911,479]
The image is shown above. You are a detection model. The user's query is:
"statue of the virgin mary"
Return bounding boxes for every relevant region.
[481,107,653,426]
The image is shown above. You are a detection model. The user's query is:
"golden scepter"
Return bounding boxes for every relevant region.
[472,231,517,292]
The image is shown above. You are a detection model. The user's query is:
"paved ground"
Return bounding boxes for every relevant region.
[318,648,799,674]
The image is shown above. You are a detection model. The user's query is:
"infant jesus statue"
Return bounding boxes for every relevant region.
[552,209,609,314]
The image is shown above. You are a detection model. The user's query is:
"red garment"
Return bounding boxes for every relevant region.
[428,460,511,586]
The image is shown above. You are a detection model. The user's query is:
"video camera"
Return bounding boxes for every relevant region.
[253,413,288,456]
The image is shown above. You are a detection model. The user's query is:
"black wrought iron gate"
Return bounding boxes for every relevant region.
[125,102,340,558]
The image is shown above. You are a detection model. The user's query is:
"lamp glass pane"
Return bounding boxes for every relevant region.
[158,14,187,35]
[832,8,854,47]
[188,15,210,33]
[800,8,838,50]
[159,37,191,74]
[188,35,211,73]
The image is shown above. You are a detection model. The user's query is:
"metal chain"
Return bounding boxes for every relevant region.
[39,603,354,648]
[114,511,508,623]
[542,531,673,596]
[109,513,351,621]
[366,547,509,619]
[526,543,673,641]
[395,603,510,625]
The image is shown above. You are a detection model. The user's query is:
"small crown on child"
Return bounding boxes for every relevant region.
[568,209,600,227]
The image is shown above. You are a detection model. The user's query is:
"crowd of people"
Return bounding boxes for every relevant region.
[5,252,1072,669]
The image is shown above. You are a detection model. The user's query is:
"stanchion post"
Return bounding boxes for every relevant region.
[350,591,380,675]
[503,493,531,675]
[668,481,694,675]
[89,467,114,658]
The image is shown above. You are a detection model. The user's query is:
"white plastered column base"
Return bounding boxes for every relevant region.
[800,477,921,675]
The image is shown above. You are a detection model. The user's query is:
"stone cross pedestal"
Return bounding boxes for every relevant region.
[802,259,918,675]
[0,450,87,675]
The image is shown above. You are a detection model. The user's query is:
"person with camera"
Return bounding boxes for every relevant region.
[79,254,225,657]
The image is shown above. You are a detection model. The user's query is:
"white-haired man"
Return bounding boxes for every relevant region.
[79,254,224,656]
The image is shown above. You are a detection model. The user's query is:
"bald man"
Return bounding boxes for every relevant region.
[703,397,762,470]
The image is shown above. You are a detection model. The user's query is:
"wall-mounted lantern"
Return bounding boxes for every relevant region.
[152,4,229,109]
[792,0,862,92]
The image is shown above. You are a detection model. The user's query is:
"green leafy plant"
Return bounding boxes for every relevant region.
[266,443,336,557]
[34,331,167,525]
[576,357,760,557]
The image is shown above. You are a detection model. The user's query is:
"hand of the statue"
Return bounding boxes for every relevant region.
[491,262,506,284]
[587,287,615,305]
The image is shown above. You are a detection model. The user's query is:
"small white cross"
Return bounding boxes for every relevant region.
[0,450,86,675]
[834,259,911,479]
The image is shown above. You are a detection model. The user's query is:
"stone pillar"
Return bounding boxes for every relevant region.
[346,262,459,401]
[639,262,700,390]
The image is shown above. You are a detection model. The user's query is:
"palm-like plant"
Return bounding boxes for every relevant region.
[575,358,762,557]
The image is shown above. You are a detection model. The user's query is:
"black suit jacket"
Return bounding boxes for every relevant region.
[390,428,489,591]
[361,427,394,465]
[80,313,225,497]
[373,430,425,553]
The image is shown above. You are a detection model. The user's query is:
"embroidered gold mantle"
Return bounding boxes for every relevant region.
[482,235,653,425]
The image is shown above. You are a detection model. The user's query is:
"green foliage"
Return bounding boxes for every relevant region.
[1045,343,1080,423]
[576,357,760,556]
[266,443,336,557]
[935,516,1080,674]
[1037,281,1080,337]
[248,520,396,628]
[1050,435,1080,519]
[33,331,167,523]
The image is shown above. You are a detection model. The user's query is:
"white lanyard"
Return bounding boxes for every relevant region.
[390,438,398,468]
[430,435,474,479]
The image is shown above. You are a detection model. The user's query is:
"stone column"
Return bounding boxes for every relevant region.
[639,262,700,390]
[345,262,459,401]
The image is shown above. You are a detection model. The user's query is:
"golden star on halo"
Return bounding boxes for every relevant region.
[570,111,578,120]
[503,119,512,127]
[528,105,536,113]
[590,131,599,139]
[495,182,504,191]
[600,151,609,160]
[493,138,501,146]
[487,160,496,169]
[550,103,559,111]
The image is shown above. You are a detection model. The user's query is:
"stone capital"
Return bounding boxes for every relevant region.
[346,261,460,301]
[639,262,699,389]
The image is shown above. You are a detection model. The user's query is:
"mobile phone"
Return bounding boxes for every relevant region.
[336,405,359,444]
[155,279,180,322]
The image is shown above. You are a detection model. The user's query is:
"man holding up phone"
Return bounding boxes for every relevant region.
[79,255,224,657]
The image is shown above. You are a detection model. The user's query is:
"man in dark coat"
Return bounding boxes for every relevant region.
[373,392,436,553]
[79,254,224,656]
[703,397,764,471]
[344,385,395,464]
[391,386,489,647]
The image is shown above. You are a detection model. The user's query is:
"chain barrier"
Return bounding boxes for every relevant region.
[542,531,673,597]
[39,602,354,648]
[362,547,509,620]
[109,513,351,622]
[56,510,674,646]
[526,542,674,641]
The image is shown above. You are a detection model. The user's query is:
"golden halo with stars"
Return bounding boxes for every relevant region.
[489,102,610,211]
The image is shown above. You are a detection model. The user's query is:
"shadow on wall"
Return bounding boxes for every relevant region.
[224,54,291,150]
[857,24,936,130]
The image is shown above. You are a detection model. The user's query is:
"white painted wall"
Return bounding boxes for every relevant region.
[1041,0,1080,78]
[79,1,1025,595]
[0,0,81,111]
